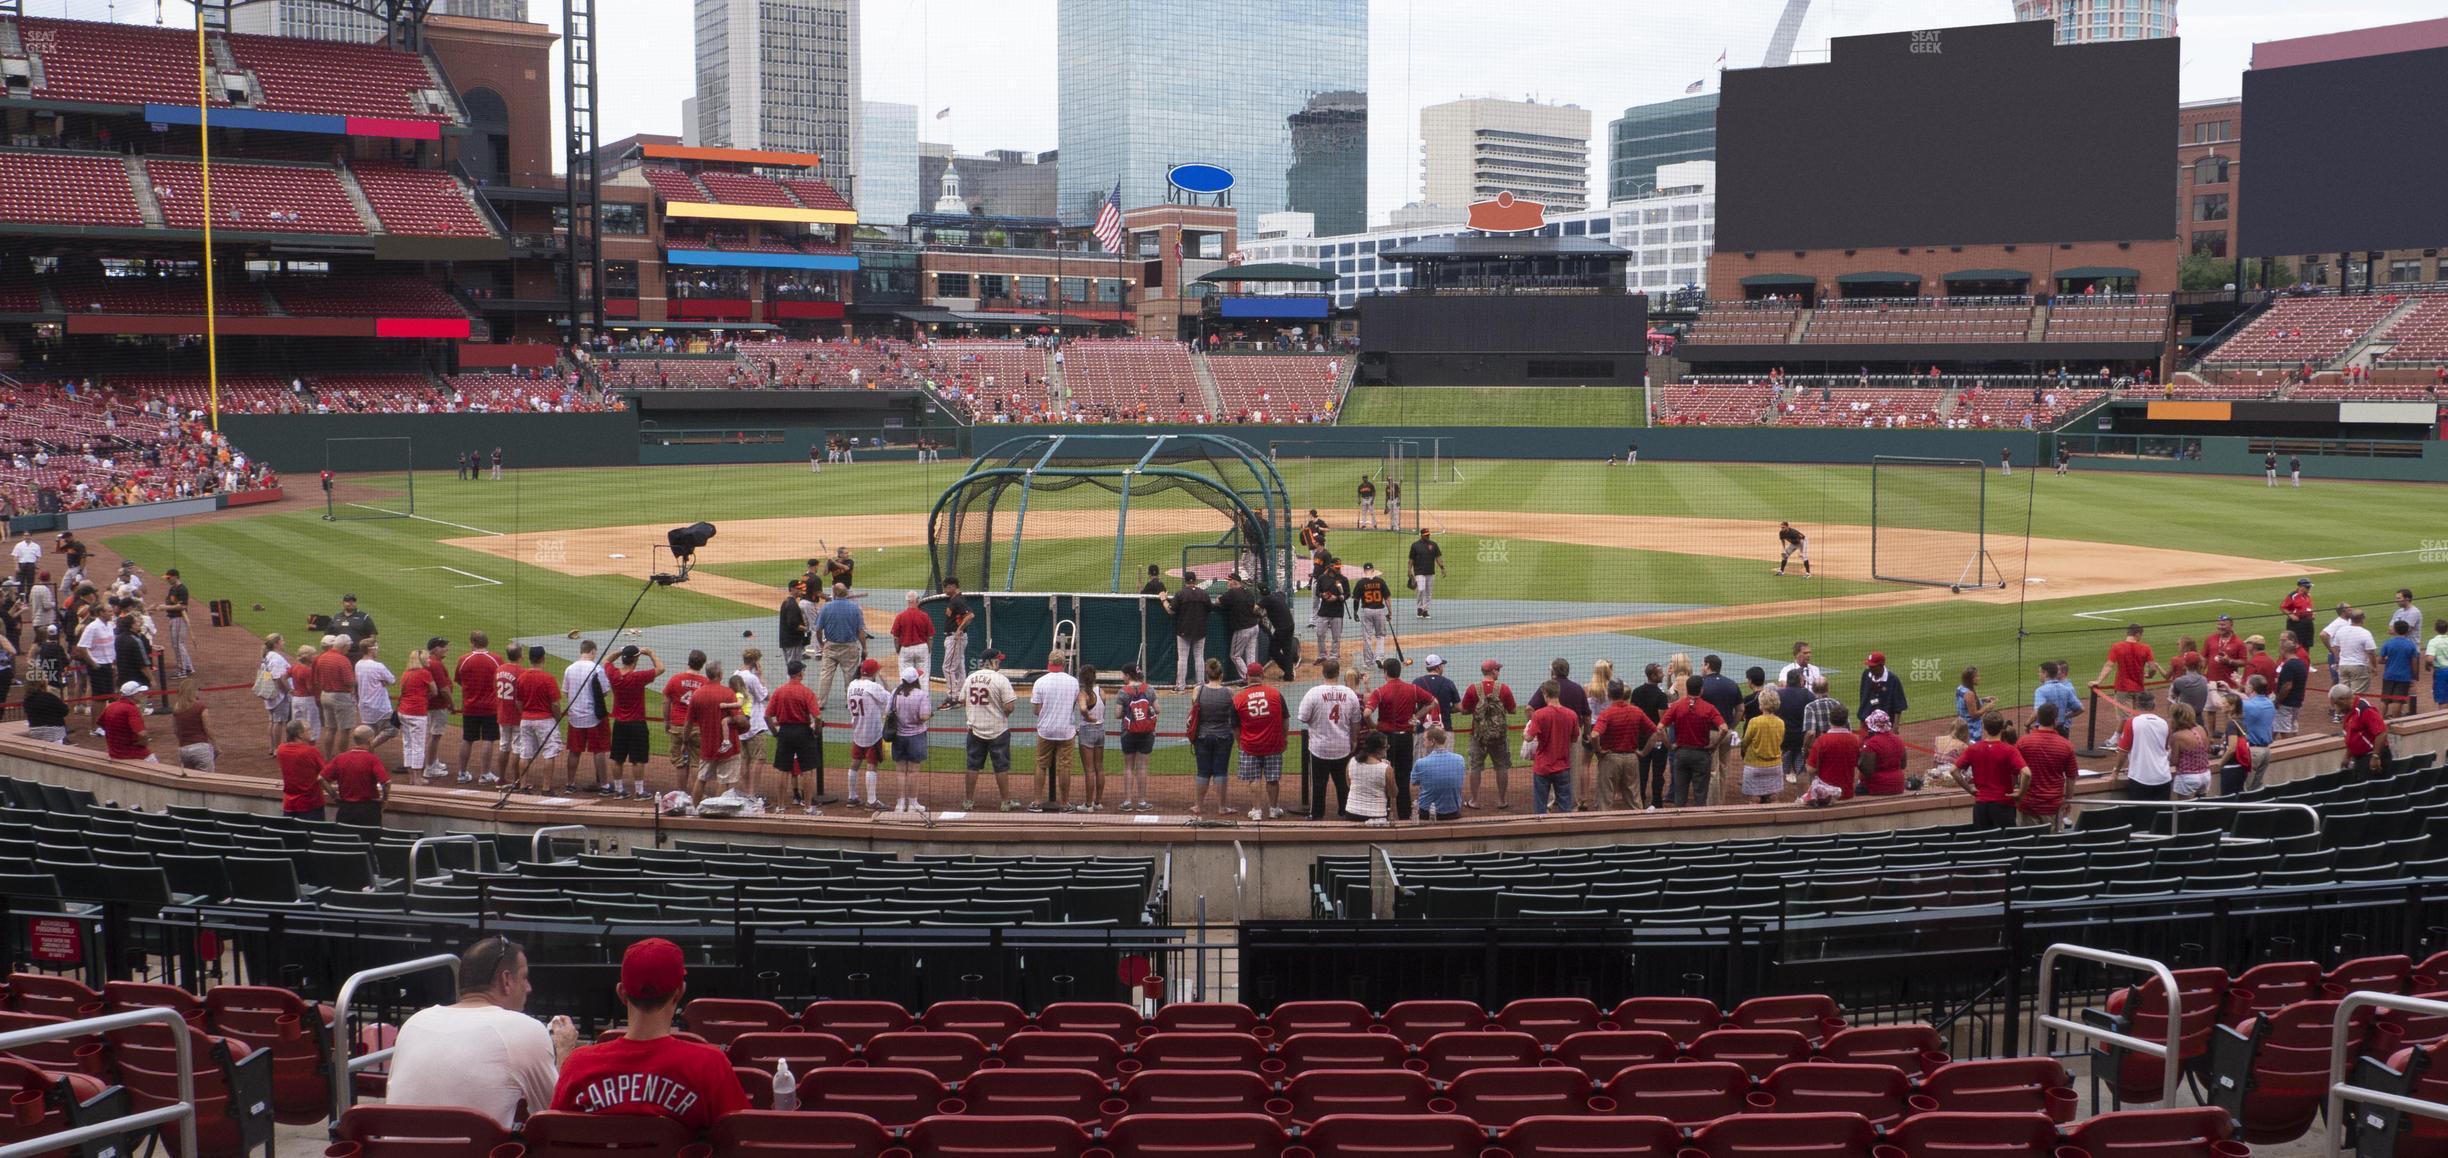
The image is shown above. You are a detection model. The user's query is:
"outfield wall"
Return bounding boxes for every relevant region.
[220,411,641,472]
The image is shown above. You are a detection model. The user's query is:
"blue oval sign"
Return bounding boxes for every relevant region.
[1167,163,1235,195]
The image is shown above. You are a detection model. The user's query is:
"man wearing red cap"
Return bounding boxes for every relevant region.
[1233,663,1287,820]
[551,938,748,1129]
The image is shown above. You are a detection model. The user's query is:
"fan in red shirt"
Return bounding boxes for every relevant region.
[511,649,563,781]
[606,646,665,799]
[2335,686,2389,772]
[327,732,392,828]
[1960,712,2029,830]
[889,597,934,678]
[2094,623,2163,702]
[1228,664,1289,818]
[456,634,503,784]
[275,723,329,819]
[551,938,748,1130]
[1805,712,1862,805]
[766,660,822,805]
[397,658,439,776]
[1364,661,1436,821]
[2014,705,2077,826]
[98,682,151,761]
[691,680,745,804]
[2202,618,2247,687]
[1522,689,1581,815]
[660,653,712,784]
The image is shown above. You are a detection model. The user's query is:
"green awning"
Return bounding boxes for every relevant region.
[1835,271,1923,285]
[2057,266,2140,280]
[1738,273,1815,287]
[1942,268,2031,282]
[1198,262,1338,284]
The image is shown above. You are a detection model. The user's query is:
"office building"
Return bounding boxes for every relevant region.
[1607,93,1717,203]
[2014,0,2177,44]
[1058,0,1364,238]
[2177,98,2237,259]
[1286,89,1368,236]
[229,0,525,40]
[919,147,1061,219]
[694,0,859,185]
[1418,97,1591,214]
[859,101,921,230]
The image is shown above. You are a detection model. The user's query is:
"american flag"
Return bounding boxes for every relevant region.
[1091,180,1124,254]
[1685,79,1704,93]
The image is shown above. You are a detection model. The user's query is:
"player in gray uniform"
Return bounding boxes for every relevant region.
[1311,559,1349,671]
[1775,521,1812,577]
[1351,564,1393,667]
[1356,475,1377,529]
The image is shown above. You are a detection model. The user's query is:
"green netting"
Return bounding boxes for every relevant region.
[1872,455,2000,591]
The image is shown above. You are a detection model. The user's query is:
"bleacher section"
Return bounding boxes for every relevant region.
[10,18,454,123]
[2043,295,2170,342]
[0,383,271,510]
[11,18,218,108]
[1657,385,1770,425]
[1209,355,1340,422]
[53,273,268,316]
[784,177,855,213]
[0,152,142,227]
[2200,294,2400,366]
[1774,388,1948,427]
[1684,302,1800,345]
[2375,296,2448,364]
[267,274,464,318]
[1951,387,2102,428]
[222,30,448,121]
[695,170,799,208]
[145,159,368,235]
[1802,298,2035,343]
[348,166,493,238]
[640,167,710,204]
[1063,339,1199,418]
[598,357,749,390]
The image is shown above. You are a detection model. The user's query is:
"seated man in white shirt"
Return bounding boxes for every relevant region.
[385,936,578,1129]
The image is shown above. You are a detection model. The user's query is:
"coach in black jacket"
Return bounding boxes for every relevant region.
[1260,584,1300,680]
[1858,651,1908,725]
[778,582,812,665]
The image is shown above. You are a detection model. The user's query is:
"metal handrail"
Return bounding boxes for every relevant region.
[2066,798,2323,838]
[407,834,481,893]
[1231,840,1248,925]
[327,953,461,1128]
[531,825,587,864]
[2327,991,2448,1156]
[0,1006,195,1158]
[1373,844,1402,921]
[2035,943,2184,1105]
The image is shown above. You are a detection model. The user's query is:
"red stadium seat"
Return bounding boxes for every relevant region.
[1100,1112,1289,1158]
[1300,1112,1487,1158]
[1685,1110,1880,1158]
[0,1056,121,1158]
[1495,1114,1684,1158]
[1275,1068,1438,1126]
[1757,1061,1919,1128]
[1275,1031,1411,1074]
[2094,967,2229,1105]
[706,1110,894,1158]
[202,985,333,1125]
[105,1020,273,1158]
[685,998,793,1046]
[1686,1028,1813,1080]
[901,1113,1093,1158]
[2351,1034,2448,1158]
[1416,1030,1541,1082]
[1552,1029,1678,1081]
[2328,955,2415,996]
[1609,997,1721,1045]
[1918,1058,2077,1121]
[1493,997,1603,1047]
[920,1000,1030,1047]
[1033,1003,1142,1043]
[1129,1032,1268,1072]
[519,1112,693,1158]
[1729,994,1845,1044]
[1880,1111,2061,1158]
[1381,1001,1488,1049]
[727,1031,854,1073]
[736,1065,773,1110]
[2224,961,2322,1027]
[1111,1069,1274,1118]
[1443,1065,1599,1126]
[5,975,100,1022]
[860,1031,988,1083]
[2058,1106,2240,1158]
[796,1066,949,1128]
[1262,1001,1375,1037]
[2208,997,2372,1144]
[100,981,206,1027]
[334,1104,515,1158]
[0,1011,105,1075]
[999,1031,1125,1079]
[1602,1061,1753,1126]
[1151,1003,1260,1036]
[800,1001,913,1047]
[955,1067,1108,1124]
[1817,1024,1946,1077]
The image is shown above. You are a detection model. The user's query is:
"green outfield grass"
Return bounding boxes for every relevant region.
[1334,386,1643,427]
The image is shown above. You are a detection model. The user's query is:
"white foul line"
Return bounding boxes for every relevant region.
[2071,597,2257,622]
[407,565,503,589]
[346,503,505,537]
[2281,548,2428,564]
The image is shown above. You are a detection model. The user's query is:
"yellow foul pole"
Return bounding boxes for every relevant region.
[194,9,220,431]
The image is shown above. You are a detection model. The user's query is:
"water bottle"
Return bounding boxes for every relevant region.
[771,1057,799,1112]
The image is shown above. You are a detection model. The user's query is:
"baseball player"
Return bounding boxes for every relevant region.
[1312,556,1350,671]
[1999,448,2012,476]
[1356,475,1377,529]
[1385,477,1402,527]
[1775,521,1812,577]
[940,579,973,693]
[2056,446,2071,476]
[2289,454,2302,488]
[2265,452,2278,487]
[1351,564,1392,667]
[1407,528,1445,618]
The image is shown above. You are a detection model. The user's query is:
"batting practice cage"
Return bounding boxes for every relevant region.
[322,436,414,521]
[1870,456,2007,592]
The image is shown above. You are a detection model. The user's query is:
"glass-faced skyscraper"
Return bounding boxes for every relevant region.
[1057,0,1365,238]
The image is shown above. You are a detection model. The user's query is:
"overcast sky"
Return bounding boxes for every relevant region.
[67,0,2448,225]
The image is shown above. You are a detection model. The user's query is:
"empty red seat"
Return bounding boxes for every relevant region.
[1276,1031,1410,1074]
[2329,955,2414,995]
[1301,1112,1487,1158]
[107,1021,271,1158]
[1130,1032,1268,1072]
[520,1112,693,1158]
[1918,1058,2077,1121]
[1758,1061,1919,1128]
[2224,961,2321,1027]
[1552,1029,1677,1081]
[1495,1114,1684,1158]
[1610,997,1721,1045]
[1818,1023,1946,1077]
[1101,1111,1289,1158]
[1729,994,1845,1043]
[902,1113,1093,1158]
[801,1000,912,1047]
[1034,1002,1142,1043]
[1152,1003,1260,1035]
[727,1031,854,1072]
[1687,1028,1813,1079]
[204,985,333,1125]
[705,1110,894,1158]
[1417,1030,1540,1082]
[1603,1061,1753,1126]
[2372,988,2448,1050]
[2059,1106,2240,1158]
[1000,1031,1125,1079]
[1263,1000,1374,1037]
[100,981,205,1027]
[1113,1068,1274,1117]
[1276,1068,1438,1126]
[2352,1034,2448,1158]
[2208,997,2371,1143]
[685,998,793,1046]
[0,1011,104,1075]
[860,1031,987,1082]
[921,1000,1029,1047]
[334,1104,515,1158]
[1686,1110,1880,1158]
[0,1057,118,1158]
[2095,967,2228,1104]
[954,1067,1107,1124]
[1881,1110,2061,1158]
[1381,1000,1488,1048]
[5,976,100,1022]
[736,1066,774,1111]
[1445,1065,1599,1126]
[796,1066,949,1128]
[1494,998,1603,1047]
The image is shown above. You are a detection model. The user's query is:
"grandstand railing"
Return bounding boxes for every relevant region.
[2033,943,2183,1105]
[2328,991,2448,1155]
[0,1007,196,1158]
[406,833,481,891]
[2065,798,2323,838]
[532,824,589,864]
[329,953,460,1126]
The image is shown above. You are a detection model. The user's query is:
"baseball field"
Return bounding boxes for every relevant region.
[95,451,2447,786]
